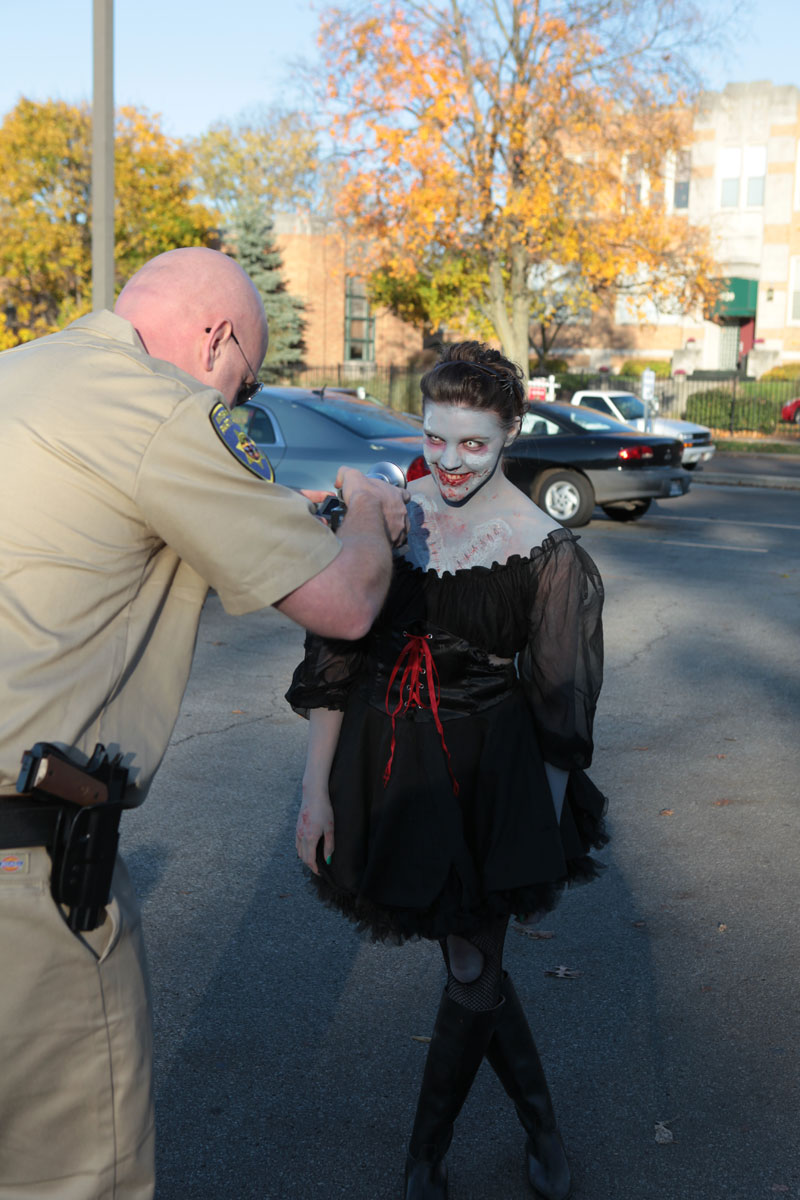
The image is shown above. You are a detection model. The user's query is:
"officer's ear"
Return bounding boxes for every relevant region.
[203,321,232,370]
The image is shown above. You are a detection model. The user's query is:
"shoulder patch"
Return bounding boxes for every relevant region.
[210,401,274,481]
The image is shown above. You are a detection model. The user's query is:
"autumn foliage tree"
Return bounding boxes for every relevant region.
[319,0,719,371]
[189,107,319,218]
[0,99,215,347]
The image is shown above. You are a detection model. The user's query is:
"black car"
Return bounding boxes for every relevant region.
[234,386,426,490]
[503,401,690,526]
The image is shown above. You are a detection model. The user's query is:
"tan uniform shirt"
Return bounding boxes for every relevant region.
[0,310,340,802]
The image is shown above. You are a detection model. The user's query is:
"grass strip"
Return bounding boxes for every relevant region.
[714,439,800,456]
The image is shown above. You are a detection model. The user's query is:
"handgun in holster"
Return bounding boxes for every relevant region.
[16,742,129,932]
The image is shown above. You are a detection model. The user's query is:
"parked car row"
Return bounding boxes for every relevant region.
[233,385,692,527]
[567,389,716,469]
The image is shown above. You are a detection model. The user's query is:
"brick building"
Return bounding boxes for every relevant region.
[273,212,422,371]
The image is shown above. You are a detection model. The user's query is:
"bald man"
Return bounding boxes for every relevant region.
[0,247,407,1199]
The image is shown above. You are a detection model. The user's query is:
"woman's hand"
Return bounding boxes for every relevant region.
[295,788,335,876]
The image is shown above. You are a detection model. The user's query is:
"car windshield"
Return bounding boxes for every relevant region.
[300,397,422,438]
[611,393,646,420]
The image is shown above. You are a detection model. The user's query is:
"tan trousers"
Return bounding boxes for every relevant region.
[0,848,154,1199]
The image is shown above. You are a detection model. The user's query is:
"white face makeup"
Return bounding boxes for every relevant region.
[423,402,515,504]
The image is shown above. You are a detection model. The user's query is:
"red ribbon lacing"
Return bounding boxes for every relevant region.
[383,632,459,795]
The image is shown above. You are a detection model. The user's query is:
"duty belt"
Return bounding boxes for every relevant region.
[0,796,62,849]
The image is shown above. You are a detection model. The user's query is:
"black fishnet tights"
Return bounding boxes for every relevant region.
[439,917,508,1011]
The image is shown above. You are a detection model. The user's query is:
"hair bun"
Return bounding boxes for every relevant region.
[420,341,526,428]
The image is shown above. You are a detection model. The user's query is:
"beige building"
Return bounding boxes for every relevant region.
[565,82,800,375]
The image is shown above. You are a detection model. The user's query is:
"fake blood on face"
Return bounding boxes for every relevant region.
[423,402,514,505]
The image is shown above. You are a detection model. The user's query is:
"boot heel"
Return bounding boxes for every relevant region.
[404,1151,448,1199]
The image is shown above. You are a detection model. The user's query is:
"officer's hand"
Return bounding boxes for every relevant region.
[336,466,410,546]
[300,488,334,506]
[295,790,335,876]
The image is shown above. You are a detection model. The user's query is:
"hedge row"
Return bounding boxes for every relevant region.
[685,389,785,434]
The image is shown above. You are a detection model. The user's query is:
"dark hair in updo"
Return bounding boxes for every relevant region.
[419,341,526,432]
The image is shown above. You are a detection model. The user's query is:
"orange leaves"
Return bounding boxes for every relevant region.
[314,0,714,368]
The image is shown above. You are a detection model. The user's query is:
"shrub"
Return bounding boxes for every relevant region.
[549,372,599,399]
[759,362,800,381]
[619,358,672,378]
[686,388,783,434]
[529,356,570,374]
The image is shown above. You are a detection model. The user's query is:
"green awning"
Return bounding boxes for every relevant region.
[711,276,758,318]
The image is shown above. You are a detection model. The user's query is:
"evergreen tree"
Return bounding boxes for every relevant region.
[229,204,305,381]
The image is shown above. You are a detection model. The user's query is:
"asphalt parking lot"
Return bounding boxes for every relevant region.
[123,470,800,1200]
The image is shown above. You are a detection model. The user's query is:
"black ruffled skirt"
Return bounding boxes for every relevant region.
[309,687,608,942]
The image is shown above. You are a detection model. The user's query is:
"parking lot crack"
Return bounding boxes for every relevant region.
[169,713,272,746]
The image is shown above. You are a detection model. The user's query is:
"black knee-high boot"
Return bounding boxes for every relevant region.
[404,989,502,1200]
[485,975,571,1200]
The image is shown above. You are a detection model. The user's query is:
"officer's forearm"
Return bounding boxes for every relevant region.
[275,494,392,639]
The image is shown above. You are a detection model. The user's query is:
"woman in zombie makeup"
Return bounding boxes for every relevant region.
[287,341,607,1200]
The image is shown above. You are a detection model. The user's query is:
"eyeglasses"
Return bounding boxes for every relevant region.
[205,326,261,406]
[230,331,261,406]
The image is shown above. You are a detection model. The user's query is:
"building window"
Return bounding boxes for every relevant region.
[744,145,766,207]
[344,277,375,362]
[673,150,690,209]
[719,147,741,208]
[621,152,647,208]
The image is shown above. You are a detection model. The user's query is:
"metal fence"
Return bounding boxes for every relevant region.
[277,363,427,414]
[276,364,800,438]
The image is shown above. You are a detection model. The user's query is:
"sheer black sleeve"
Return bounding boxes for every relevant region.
[285,632,367,718]
[518,533,604,770]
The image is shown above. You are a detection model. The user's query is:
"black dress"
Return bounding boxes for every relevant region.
[286,527,607,943]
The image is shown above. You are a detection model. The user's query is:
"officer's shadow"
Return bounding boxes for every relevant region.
[124,702,438,1200]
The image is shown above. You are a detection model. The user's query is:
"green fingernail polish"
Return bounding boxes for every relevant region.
[326,853,332,865]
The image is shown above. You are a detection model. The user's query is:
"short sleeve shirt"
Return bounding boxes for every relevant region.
[0,311,340,801]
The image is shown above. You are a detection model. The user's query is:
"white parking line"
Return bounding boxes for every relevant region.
[587,530,769,553]
[657,539,768,553]
[650,514,800,532]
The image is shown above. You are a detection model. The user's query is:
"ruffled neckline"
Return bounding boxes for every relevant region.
[395,525,578,581]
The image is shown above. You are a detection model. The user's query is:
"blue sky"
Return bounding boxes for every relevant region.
[2,0,799,140]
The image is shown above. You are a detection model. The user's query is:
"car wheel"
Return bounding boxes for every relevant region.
[533,469,595,527]
[601,499,652,522]
[794,410,800,425]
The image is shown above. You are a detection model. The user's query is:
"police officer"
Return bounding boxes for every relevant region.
[0,247,408,1199]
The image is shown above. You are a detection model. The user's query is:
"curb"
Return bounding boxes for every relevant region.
[692,472,800,491]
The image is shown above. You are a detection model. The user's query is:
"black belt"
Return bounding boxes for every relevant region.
[0,797,61,849]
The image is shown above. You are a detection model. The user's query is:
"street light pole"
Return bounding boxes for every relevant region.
[92,0,114,311]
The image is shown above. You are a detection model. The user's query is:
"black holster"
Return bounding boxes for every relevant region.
[17,743,128,932]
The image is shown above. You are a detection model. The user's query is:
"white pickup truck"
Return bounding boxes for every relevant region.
[568,389,715,469]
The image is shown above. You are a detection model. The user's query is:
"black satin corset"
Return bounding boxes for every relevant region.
[358,624,519,721]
